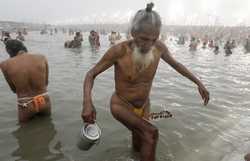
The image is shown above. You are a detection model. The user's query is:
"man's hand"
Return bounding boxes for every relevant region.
[81,103,96,124]
[198,84,210,106]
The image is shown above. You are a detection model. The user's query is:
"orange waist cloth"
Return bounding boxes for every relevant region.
[17,92,48,112]
[32,94,46,112]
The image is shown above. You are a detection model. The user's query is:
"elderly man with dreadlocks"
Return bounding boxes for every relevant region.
[81,3,209,161]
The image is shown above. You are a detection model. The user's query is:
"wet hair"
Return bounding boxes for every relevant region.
[130,2,161,34]
[146,2,154,12]
[5,32,10,37]
[76,32,80,36]
[5,39,28,57]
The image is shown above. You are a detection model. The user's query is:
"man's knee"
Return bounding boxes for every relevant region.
[143,125,159,144]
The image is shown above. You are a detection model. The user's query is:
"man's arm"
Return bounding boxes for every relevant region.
[159,42,209,105]
[45,57,49,86]
[82,44,123,123]
[1,62,16,93]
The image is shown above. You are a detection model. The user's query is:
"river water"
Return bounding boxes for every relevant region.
[0,31,250,161]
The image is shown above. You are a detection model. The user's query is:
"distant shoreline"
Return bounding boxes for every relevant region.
[1,20,250,28]
[1,21,249,40]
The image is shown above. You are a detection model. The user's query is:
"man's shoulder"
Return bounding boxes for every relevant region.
[109,40,130,53]
[0,59,9,68]
[29,53,46,59]
[115,40,133,50]
[155,40,167,51]
[114,40,130,47]
[0,61,4,70]
[104,40,131,61]
[0,60,10,72]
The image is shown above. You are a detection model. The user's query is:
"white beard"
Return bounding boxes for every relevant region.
[132,46,155,72]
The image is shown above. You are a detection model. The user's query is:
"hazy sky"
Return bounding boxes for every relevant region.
[0,0,250,26]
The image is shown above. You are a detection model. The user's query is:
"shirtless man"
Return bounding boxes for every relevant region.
[109,31,118,45]
[74,32,83,42]
[16,31,25,41]
[1,31,11,44]
[245,36,250,53]
[0,40,51,123]
[81,3,209,161]
[88,31,98,48]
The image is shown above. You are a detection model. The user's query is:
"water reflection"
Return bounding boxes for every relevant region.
[90,46,101,54]
[68,48,83,54]
[11,117,64,161]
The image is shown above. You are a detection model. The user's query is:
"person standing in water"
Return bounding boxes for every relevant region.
[16,31,25,41]
[224,40,232,55]
[1,31,11,44]
[89,30,100,49]
[81,3,209,161]
[244,35,250,53]
[189,37,198,51]
[109,31,118,45]
[0,40,51,123]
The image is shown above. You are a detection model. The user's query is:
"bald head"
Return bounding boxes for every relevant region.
[130,3,162,35]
